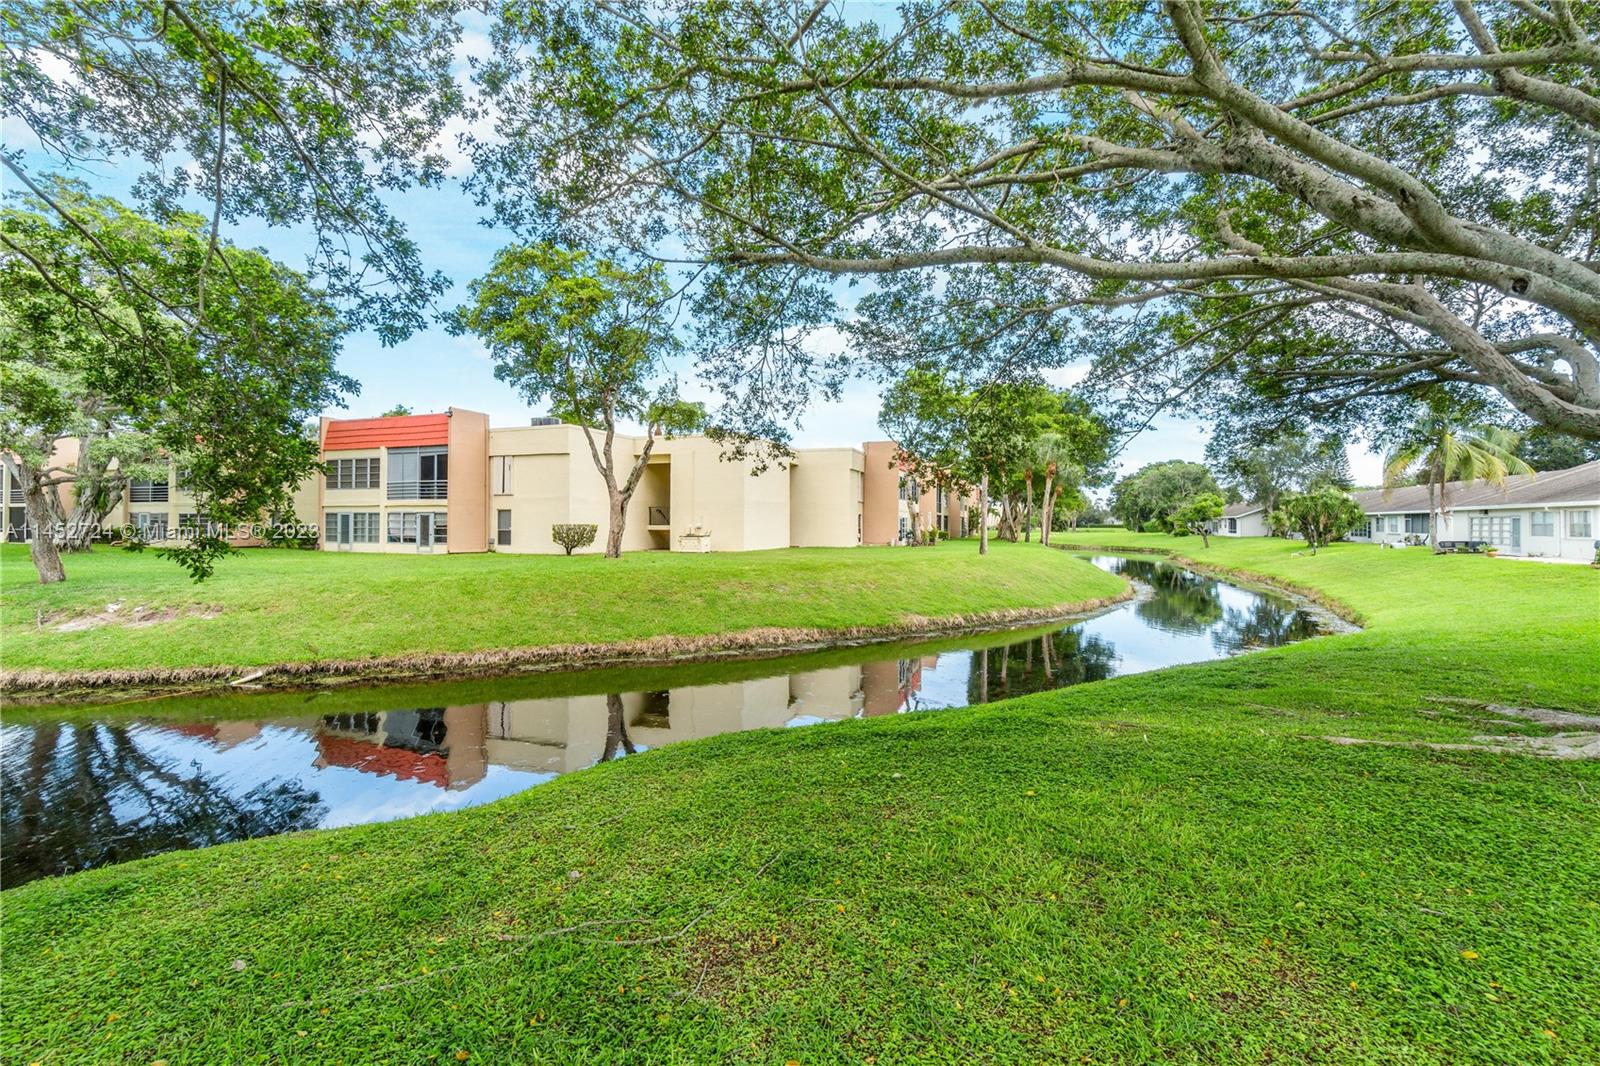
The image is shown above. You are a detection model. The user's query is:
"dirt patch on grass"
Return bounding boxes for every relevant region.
[40,603,222,633]
[0,590,1135,701]
[1323,699,1600,759]
[680,926,794,1004]
[1311,732,1600,760]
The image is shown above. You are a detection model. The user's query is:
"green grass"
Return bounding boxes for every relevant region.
[3,535,1598,1063]
[0,540,1125,673]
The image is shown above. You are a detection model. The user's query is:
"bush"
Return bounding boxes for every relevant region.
[1272,490,1365,554]
[551,523,598,555]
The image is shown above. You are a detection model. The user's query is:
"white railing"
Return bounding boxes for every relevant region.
[387,479,447,500]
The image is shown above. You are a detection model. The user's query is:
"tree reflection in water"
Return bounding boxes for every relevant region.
[598,692,638,763]
[967,629,1121,704]
[1,722,325,886]
[1123,559,1226,635]
[1211,599,1321,653]
[3,555,1327,886]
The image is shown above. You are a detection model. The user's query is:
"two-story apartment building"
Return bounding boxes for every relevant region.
[7,409,975,556]
[313,411,970,554]
[317,409,488,553]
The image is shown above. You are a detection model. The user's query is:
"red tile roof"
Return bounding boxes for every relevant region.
[316,734,451,788]
[323,413,449,451]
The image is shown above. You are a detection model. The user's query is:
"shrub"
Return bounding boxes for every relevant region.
[1272,489,1365,554]
[551,523,598,555]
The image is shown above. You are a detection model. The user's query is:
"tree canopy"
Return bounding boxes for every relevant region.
[1,188,350,581]
[1110,460,1222,531]
[4,0,465,342]
[1208,428,1353,509]
[451,242,703,557]
[470,1,1600,444]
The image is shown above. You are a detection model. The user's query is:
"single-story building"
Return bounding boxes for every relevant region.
[1212,501,1270,537]
[1348,460,1599,562]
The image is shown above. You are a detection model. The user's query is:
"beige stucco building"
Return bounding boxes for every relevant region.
[6,410,971,555]
[313,410,958,555]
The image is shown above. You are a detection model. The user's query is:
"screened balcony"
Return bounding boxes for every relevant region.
[386,446,448,500]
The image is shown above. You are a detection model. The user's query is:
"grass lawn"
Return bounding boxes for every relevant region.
[0,540,1125,675]
[3,535,1597,1063]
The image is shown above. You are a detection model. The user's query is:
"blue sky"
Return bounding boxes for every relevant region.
[3,12,1387,490]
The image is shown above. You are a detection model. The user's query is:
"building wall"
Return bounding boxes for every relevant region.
[861,441,902,546]
[1350,505,1598,561]
[446,408,489,553]
[1216,511,1269,537]
[790,447,865,547]
[485,423,657,554]
[662,435,790,551]
[319,444,383,552]
[319,409,485,554]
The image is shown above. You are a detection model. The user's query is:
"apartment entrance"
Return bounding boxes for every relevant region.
[335,513,353,550]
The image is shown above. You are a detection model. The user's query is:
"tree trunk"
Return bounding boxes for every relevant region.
[60,474,124,552]
[978,471,989,556]
[1023,472,1034,542]
[1040,471,1055,546]
[1429,467,1442,554]
[604,491,627,558]
[22,475,66,584]
[578,413,654,560]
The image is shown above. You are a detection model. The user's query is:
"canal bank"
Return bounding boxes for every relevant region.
[0,540,1126,698]
[4,556,1335,885]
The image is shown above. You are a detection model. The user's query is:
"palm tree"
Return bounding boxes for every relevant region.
[1033,433,1077,547]
[1383,414,1533,554]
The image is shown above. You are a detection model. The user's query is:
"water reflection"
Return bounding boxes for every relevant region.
[2,554,1330,886]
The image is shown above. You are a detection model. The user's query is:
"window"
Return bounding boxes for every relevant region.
[326,457,379,490]
[385,511,448,546]
[128,478,169,503]
[496,509,512,546]
[1404,514,1429,534]
[1531,511,1555,536]
[387,447,448,499]
[1385,516,1400,534]
[1569,509,1594,538]
[132,512,168,540]
[326,511,382,544]
[492,456,513,495]
[387,511,416,544]
[1226,518,1238,534]
[1468,514,1521,549]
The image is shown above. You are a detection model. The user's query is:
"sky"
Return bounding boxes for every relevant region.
[3,12,1387,492]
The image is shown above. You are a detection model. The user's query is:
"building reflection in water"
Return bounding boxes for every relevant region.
[4,555,1328,886]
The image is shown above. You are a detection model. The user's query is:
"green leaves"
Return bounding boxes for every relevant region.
[5,0,463,341]
[452,242,681,429]
[1,188,350,581]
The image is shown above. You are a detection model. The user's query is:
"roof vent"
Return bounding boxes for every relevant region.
[529,416,562,427]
